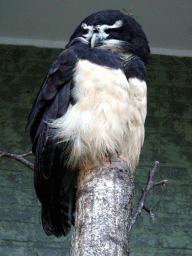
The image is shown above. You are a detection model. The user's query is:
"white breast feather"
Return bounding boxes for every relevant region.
[49,60,147,172]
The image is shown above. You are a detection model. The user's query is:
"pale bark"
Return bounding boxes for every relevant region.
[71,156,134,256]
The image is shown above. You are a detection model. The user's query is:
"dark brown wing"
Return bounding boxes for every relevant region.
[27,48,78,237]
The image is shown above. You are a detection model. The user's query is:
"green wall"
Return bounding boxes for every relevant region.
[0,45,191,255]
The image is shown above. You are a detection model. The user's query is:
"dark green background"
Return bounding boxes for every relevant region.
[0,44,192,255]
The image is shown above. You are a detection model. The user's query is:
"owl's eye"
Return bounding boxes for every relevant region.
[104,27,121,34]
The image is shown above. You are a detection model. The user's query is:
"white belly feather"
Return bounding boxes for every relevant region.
[49,60,147,172]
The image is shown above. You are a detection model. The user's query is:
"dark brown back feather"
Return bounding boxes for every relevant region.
[27,48,78,236]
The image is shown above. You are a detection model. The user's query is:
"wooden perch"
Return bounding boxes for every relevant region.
[71,156,134,256]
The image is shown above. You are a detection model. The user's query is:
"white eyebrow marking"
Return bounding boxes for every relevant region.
[81,23,95,39]
[96,20,123,40]
[96,20,123,32]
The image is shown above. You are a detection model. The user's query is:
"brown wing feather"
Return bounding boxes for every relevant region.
[27,48,78,236]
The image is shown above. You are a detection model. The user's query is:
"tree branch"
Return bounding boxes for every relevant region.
[143,205,156,220]
[128,161,167,232]
[71,156,134,256]
[0,151,34,170]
